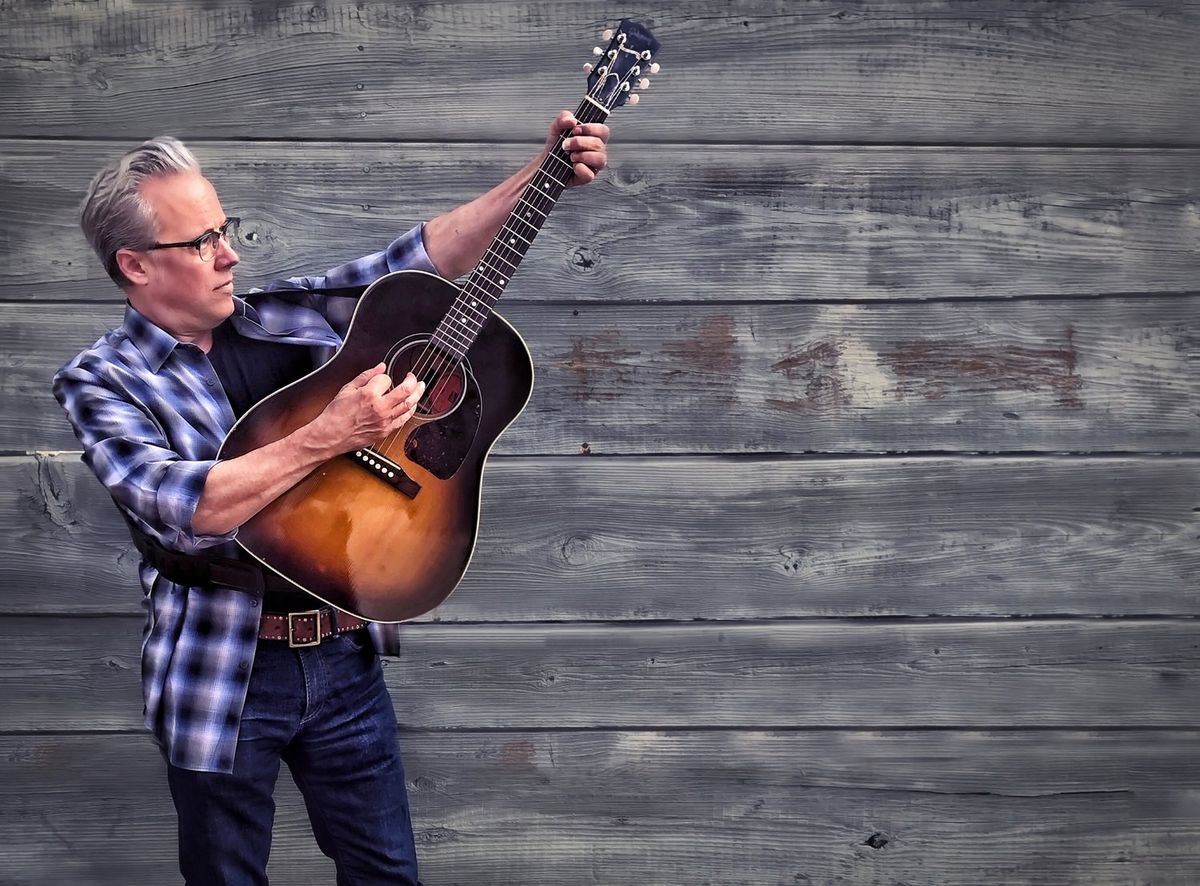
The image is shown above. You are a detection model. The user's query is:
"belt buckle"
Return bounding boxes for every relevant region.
[287,610,323,648]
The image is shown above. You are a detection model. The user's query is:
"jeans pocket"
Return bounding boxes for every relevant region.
[342,627,373,654]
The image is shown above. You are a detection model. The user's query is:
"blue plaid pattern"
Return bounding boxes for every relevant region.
[53,224,438,773]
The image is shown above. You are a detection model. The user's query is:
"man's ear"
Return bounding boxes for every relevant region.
[115,247,151,286]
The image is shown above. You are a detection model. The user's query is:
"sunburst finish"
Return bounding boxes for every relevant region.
[219,271,533,622]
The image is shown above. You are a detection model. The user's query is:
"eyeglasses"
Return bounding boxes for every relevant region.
[147,217,241,262]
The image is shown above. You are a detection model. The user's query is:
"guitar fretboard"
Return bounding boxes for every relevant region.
[430,98,609,360]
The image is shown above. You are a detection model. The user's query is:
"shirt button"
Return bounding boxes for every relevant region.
[250,598,259,607]
[239,660,250,671]
[206,377,216,387]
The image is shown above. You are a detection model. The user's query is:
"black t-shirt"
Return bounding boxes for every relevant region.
[207,317,314,420]
[207,317,326,613]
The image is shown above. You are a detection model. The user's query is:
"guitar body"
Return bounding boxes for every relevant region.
[219,270,534,622]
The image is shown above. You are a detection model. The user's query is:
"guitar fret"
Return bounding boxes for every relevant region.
[436,325,471,353]
[437,317,473,343]
[448,311,481,335]
[454,296,488,322]
[463,278,498,302]
[516,196,549,219]
[483,251,518,273]
[440,314,475,339]
[500,225,534,247]
[546,151,574,173]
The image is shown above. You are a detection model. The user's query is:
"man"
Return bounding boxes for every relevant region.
[53,111,609,885]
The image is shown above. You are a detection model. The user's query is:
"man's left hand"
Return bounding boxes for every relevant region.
[545,110,610,187]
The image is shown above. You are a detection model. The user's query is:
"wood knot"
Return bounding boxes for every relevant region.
[561,534,599,566]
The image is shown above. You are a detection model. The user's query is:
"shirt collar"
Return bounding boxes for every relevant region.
[121,300,248,373]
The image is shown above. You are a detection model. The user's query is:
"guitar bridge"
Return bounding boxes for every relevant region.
[345,447,421,499]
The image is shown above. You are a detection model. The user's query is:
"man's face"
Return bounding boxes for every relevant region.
[130,171,240,338]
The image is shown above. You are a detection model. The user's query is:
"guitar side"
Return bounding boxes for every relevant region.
[218,270,535,622]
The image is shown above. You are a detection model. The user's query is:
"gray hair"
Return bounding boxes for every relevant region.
[80,136,200,287]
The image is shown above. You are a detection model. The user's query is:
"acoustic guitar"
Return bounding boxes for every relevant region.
[219,20,662,622]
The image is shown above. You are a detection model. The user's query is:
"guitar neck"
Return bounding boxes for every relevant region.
[431,97,609,359]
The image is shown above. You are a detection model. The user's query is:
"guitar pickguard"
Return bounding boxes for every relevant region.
[405,363,482,480]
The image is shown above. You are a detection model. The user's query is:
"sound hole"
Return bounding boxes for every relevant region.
[385,337,467,421]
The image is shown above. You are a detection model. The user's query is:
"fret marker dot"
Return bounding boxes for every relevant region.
[509,237,516,245]
[543,183,550,190]
[499,278,506,285]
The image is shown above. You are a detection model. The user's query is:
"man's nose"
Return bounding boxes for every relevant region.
[216,236,239,268]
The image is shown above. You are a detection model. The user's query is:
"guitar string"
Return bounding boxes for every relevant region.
[371,126,584,463]
[369,66,630,467]
[372,73,632,462]
[371,145,572,463]
[377,64,630,442]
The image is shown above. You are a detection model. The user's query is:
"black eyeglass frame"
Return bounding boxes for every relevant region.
[147,217,241,260]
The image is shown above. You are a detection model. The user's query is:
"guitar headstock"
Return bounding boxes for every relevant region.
[582,19,662,110]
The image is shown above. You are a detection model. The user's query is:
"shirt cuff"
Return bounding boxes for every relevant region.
[388,222,441,278]
[156,458,235,552]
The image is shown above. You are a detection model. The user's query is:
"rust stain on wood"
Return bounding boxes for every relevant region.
[767,337,852,413]
[662,315,741,405]
[500,740,536,768]
[662,315,740,374]
[563,330,639,401]
[880,327,1084,407]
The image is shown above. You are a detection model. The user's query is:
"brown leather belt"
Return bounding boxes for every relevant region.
[258,608,370,648]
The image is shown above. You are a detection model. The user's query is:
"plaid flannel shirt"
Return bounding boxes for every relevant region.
[53,224,439,772]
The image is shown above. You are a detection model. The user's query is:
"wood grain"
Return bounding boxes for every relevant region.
[4,141,1199,302]
[2,1,1198,145]
[4,2,1199,882]
[12,295,1197,454]
[3,731,1199,885]
[2,616,1198,731]
[3,454,1195,618]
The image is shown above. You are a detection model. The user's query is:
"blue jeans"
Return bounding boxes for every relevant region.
[166,630,421,885]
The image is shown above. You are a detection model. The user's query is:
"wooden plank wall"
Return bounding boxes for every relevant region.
[1,1,1198,883]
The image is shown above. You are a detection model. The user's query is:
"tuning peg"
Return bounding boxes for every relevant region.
[628,93,640,105]
[592,46,603,56]
[638,78,650,89]
[650,62,661,74]
[582,62,593,73]
[602,28,614,40]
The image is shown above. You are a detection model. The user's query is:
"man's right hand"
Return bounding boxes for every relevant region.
[307,363,425,456]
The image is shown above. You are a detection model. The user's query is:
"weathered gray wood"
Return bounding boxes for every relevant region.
[11,296,1197,454]
[4,140,1200,302]
[2,1,1199,146]
[4,454,1196,618]
[3,731,1200,885]
[2,617,1198,731]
